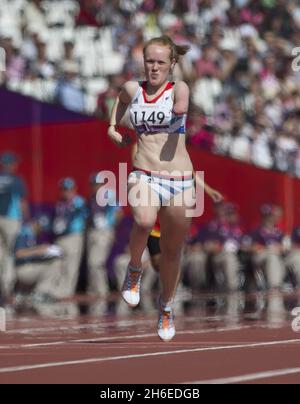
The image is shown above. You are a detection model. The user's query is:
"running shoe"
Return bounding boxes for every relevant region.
[157,304,175,342]
[121,265,143,307]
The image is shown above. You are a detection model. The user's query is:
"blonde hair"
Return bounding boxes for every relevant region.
[143,35,190,63]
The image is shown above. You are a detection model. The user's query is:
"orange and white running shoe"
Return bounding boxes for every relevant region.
[157,302,175,342]
[121,265,143,307]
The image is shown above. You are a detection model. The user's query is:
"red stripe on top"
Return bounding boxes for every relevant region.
[141,81,174,104]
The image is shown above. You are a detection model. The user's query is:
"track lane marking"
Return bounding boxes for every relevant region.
[184,367,300,384]
[0,325,255,349]
[0,338,299,374]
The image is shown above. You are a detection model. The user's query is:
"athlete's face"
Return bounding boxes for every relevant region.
[144,44,175,87]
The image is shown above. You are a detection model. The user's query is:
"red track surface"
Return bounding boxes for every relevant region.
[0,292,300,384]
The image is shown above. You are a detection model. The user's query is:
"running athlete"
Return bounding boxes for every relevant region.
[108,35,210,341]
[131,142,223,274]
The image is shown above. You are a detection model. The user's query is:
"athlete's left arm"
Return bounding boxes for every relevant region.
[172,81,189,115]
[193,171,224,203]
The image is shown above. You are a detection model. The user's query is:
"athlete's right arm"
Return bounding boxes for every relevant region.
[108,81,137,148]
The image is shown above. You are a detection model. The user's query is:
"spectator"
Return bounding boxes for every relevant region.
[22,0,47,32]
[187,108,216,151]
[0,36,26,82]
[14,219,63,303]
[52,178,87,298]
[76,0,102,27]
[27,38,56,80]
[250,122,274,169]
[250,204,285,290]
[54,61,84,113]
[286,221,300,289]
[274,126,298,174]
[86,172,123,296]
[95,75,125,120]
[0,152,28,299]
[185,202,242,292]
[211,202,243,291]
[60,39,80,72]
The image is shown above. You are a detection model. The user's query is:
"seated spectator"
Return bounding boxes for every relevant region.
[250,204,285,290]
[274,118,299,174]
[185,202,242,292]
[0,36,26,82]
[60,39,80,72]
[52,177,87,298]
[27,38,56,80]
[54,61,84,113]
[250,122,274,169]
[0,151,28,300]
[285,224,300,289]
[210,202,243,292]
[86,172,123,297]
[14,219,63,303]
[194,43,221,79]
[22,0,47,32]
[76,0,102,27]
[94,75,125,121]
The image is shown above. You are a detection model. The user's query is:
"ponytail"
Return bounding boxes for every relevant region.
[143,35,190,63]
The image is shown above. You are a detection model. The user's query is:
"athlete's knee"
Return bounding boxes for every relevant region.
[134,214,156,233]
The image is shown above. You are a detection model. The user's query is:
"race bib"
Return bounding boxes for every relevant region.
[130,103,172,133]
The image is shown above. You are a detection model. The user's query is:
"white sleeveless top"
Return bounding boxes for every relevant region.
[129,81,186,136]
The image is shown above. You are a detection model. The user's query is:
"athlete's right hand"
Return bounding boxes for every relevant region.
[108,126,123,147]
[108,126,132,148]
[121,133,132,148]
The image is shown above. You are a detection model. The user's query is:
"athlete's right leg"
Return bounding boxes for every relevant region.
[122,178,160,306]
[128,177,160,269]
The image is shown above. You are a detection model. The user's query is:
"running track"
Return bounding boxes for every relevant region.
[0,292,300,384]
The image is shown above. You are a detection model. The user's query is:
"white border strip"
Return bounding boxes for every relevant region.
[0,338,299,374]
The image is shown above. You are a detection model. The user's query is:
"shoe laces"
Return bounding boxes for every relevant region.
[125,269,141,293]
[158,308,174,330]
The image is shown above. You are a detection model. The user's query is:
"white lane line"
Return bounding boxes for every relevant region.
[0,338,299,374]
[4,319,153,334]
[184,367,300,384]
[0,325,253,349]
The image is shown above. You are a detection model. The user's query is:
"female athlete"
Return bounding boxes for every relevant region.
[108,35,217,341]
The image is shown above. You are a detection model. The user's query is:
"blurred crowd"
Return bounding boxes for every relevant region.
[1,150,300,308]
[1,0,300,177]
[0,151,124,304]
